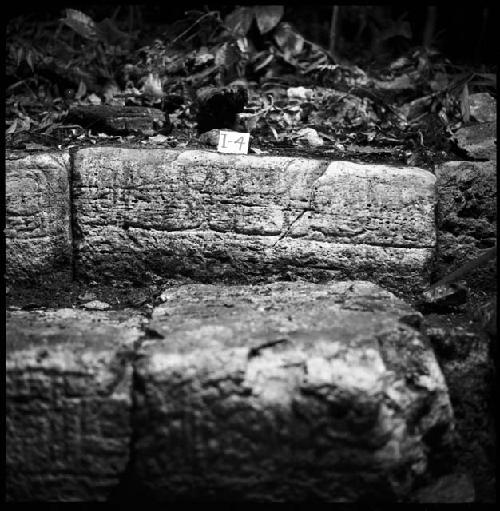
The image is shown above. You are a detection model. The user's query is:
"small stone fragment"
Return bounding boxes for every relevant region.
[83,300,111,310]
[149,134,168,144]
[373,74,415,91]
[198,128,221,146]
[127,290,149,307]
[421,282,468,311]
[249,147,267,154]
[297,127,324,147]
[469,93,496,123]
[453,122,496,160]
[287,86,314,100]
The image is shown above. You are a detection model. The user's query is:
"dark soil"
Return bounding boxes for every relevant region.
[423,311,496,502]
[14,129,455,173]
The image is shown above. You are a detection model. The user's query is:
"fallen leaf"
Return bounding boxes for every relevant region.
[6,119,18,134]
[62,9,98,40]
[254,5,284,34]
[75,80,87,100]
[224,7,254,38]
[460,84,470,123]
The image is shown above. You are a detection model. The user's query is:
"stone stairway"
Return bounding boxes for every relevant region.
[5,148,481,501]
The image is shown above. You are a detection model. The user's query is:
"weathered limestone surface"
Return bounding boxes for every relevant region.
[72,147,436,293]
[453,122,496,161]
[6,308,144,502]
[134,281,454,502]
[6,151,72,282]
[435,161,496,291]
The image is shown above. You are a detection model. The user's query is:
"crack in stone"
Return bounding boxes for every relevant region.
[308,161,330,211]
[248,337,290,358]
[68,150,78,281]
[271,161,330,248]
[50,152,71,174]
[271,208,311,248]
[125,230,145,249]
[109,319,152,502]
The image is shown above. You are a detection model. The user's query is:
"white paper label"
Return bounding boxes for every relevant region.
[217,131,250,154]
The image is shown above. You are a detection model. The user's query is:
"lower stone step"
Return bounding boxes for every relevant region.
[6,281,455,502]
[6,308,144,501]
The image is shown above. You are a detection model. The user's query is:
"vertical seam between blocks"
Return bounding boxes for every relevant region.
[68,149,78,281]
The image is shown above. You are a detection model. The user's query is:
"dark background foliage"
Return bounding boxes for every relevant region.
[4,3,497,65]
